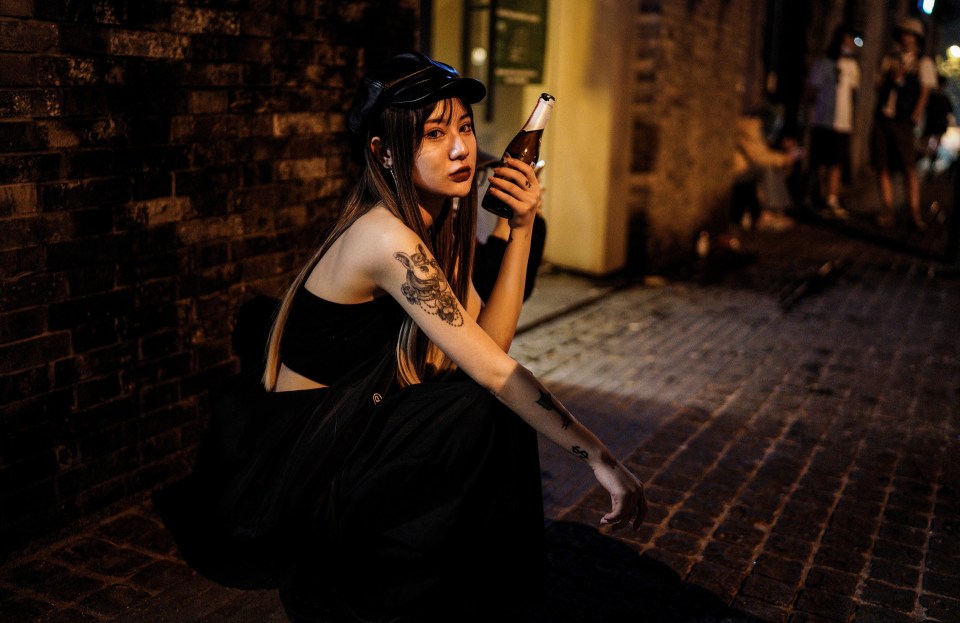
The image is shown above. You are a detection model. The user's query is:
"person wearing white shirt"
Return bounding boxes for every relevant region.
[807,24,861,219]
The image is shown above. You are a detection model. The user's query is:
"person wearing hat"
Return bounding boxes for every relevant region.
[155,52,645,622]
[872,16,938,229]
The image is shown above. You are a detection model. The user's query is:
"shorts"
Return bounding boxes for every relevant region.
[809,127,851,168]
[872,116,917,173]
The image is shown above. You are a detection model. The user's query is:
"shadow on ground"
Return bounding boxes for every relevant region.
[540,521,758,623]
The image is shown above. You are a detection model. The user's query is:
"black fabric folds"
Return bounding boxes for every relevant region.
[153,348,397,590]
[154,352,546,622]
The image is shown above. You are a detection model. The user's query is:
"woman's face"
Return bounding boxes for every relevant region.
[412,98,477,211]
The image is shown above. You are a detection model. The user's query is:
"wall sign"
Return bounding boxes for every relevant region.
[493,0,548,85]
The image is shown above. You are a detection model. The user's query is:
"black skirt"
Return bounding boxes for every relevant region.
[154,356,545,622]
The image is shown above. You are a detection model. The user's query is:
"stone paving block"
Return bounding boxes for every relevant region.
[0,594,56,620]
[739,572,797,607]
[919,592,960,621]
[867,558,920,587]
[811,543,867,575]
[77,583,153,619]
[802,567,858,595]
[878,521,928,548]
[752,554,805,585]
[925,544,960,575]
[731,595,790,623]
[794,587,855,621]
[852,603,914,623]
[818,526,872,554]
[686,560,745,603]
[667,510,715,536]
[713,519,766,550]
[39,608,102,623]
[125,560,197,594]
[654,530,702,557]
[3,558,72,589]
[859,579,915,613]
[51,537,155,578]
[703,540,755,570]
[111,576,233,623]
[923,569,960,596]
[194,588,285,622]
[764,533,815,562]
[31,572,105,605]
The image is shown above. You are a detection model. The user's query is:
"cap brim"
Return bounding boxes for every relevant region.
[390,77,486,107]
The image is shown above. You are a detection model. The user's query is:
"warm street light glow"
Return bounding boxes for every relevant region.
[920,0,936,15]
[949,45,960,58]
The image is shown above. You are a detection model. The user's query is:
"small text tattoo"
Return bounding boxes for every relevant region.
[394,244,463,326]
[572,446,589,461]
[537,390,570,429]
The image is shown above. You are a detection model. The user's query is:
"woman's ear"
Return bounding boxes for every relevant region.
[369,137,393,169]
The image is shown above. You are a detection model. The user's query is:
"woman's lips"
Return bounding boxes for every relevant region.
[450,168,471,182]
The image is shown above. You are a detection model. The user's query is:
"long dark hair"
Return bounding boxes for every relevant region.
[263,98,479,390]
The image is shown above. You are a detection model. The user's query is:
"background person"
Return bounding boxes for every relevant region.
[806,24,861,219]
[872,16,937,229]
[920,73,956,179]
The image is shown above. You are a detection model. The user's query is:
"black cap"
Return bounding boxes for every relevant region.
[347,52,486,141]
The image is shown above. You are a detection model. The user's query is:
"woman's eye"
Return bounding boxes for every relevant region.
[425,128,443,139]
[460,122,473,134]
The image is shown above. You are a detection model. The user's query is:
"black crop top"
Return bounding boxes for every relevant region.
[280,286,404,386]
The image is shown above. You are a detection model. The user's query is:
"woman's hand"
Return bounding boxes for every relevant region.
[591,452,646,531]
[486,156,540,230]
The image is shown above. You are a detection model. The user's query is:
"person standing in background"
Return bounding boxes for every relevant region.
[806,24,861,219]
[872,16,937,230]
[920,73,955,179]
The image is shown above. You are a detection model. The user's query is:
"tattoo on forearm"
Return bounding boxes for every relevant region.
[394,244,463,326]
[572,446,589,460]
[536,390,570,429]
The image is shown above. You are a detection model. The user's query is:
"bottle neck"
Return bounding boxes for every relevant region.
[522,97,554,132]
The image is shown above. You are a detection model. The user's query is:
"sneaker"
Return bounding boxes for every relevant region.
[823,197,849,220]
[756,211,795,232]
[830,205,850,219]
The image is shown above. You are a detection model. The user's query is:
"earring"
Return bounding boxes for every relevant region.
[387,167,399,190]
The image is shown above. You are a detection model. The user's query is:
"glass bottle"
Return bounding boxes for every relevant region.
[481,93,555,218]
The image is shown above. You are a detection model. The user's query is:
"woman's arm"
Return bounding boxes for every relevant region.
[371,220,645,530]
[474,157,540,352]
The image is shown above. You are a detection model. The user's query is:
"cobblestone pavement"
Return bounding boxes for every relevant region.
[1,219,959,623]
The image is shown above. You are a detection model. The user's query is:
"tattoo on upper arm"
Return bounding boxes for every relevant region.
[394,244,463,326]
[536,389,571,429]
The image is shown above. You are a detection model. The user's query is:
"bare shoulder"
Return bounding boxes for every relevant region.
[348,206,423,258]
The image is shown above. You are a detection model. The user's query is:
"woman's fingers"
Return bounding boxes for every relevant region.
[600,489,646,531]
[488,157,539,205]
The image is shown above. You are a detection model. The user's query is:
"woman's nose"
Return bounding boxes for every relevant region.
[450,135,469,159]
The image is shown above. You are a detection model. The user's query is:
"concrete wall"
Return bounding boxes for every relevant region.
[0,0,418,554]
[539,0,756,275]
[630,0,755,270]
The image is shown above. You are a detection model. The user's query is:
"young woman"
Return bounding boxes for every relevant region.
[158,52,645,623]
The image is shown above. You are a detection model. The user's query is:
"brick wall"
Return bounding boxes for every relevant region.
[627,0,756,267]
[0,0,418,554]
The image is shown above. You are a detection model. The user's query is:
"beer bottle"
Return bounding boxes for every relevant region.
[481,93,555,218]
